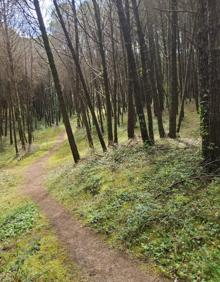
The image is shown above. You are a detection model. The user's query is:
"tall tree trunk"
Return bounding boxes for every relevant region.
[168,0,178,138]
[33,0,80,163]
[114,0,151,144]
[109,3,118,144]
[92,0,113,145]
[148,25,166,138]
[131,0,154,142]
[72,0,94,149]
[207,0,220,169]
[53,0,107,152]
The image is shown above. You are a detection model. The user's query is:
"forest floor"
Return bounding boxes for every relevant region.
[1,104,220,281]
[45,106,220,281]
[22,131,166,282]
[0,127,84,281]
[0,123,167,281]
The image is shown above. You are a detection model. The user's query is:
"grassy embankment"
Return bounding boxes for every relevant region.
[46,105,220,281]
[0,125,85,281]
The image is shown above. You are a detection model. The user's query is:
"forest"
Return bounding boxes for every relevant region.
[0,0,220,281]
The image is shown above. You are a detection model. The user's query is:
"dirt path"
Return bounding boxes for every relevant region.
[23,133,167,282]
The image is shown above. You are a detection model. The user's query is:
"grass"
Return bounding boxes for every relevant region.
[0,124,85,282]
[45,104,220,281]
[0,124,64,169]
[48,115,129,168]
[49,103,200,168]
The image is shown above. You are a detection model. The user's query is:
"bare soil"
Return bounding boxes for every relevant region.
[23,133,169,282]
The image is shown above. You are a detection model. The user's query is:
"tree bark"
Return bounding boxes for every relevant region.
[34,0,80,163]
[114,0,151,144]
[92,0,113,145]
[53,0,107,152]
[168,0,178,138]
[207,0,220,168]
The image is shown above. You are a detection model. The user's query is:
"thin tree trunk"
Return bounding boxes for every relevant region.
[131,0,154,142]
[168,0,178,138]
[34,0,80,163]
[92,0,113,145]
[114,0,151,144]
[53,0,107,152]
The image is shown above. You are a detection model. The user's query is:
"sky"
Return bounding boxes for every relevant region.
[40,0,52,27]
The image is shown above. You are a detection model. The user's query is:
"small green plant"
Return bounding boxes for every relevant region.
[0,204,39,240]
[82,174,102,195]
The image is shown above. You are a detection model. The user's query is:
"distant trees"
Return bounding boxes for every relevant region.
[114,0,151,144]
[0,0,63,155]
[52,0,107,152]
[0,0,220,171]
[0,0,32,154]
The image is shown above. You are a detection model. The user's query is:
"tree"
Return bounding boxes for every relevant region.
[206,0,220,169]
[92,0,113,145]
[33,0,80,163]
[52,0,107,152]
[197,0,209,161]
[114,0,151,144]
[71,0,94,149]
[131,0,155,142]
[168,0,178,138]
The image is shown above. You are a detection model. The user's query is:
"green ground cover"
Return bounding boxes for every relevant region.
[0,124,85,282]
[46,107,220,281]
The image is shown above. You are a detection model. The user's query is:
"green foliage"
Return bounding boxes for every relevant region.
[0,135,84,282]
[0,204,39,240]
[0,195,83,282]
[47,141,220,281]
[0,219,82,282]
[81,174,102,196]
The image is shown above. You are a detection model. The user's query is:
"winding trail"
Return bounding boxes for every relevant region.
[23,133,167,282]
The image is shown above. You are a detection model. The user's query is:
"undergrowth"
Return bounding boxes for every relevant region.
[0,147,84,281]
[47,141,220,281]
[0,204,39,240]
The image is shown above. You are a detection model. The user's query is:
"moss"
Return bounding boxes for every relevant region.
[0,217,83,282]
